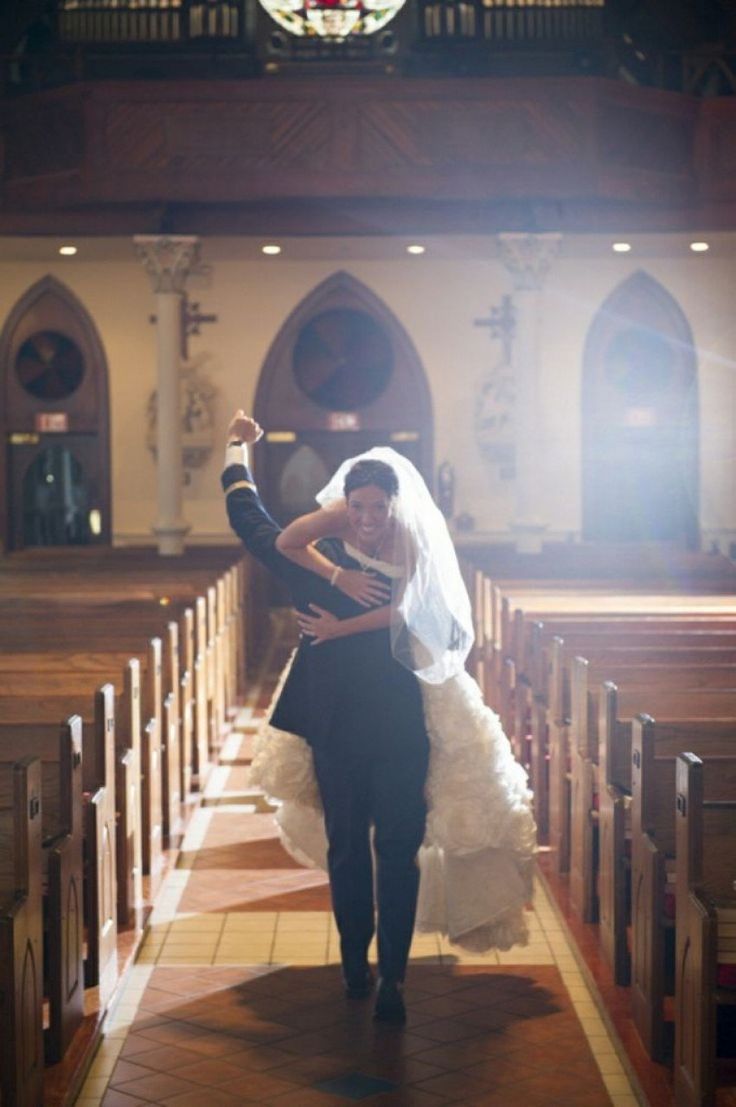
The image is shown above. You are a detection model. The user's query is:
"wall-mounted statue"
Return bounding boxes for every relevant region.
[474,294,516,480]
[147,352,218,483]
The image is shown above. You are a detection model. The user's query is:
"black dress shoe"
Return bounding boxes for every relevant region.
[373,979,406,1024]
[343,964,374,999]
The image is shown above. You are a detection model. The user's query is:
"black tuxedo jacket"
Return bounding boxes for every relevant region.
[222,450,403,746]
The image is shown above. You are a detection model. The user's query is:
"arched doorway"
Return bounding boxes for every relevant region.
[582,271,699,547]
[0,276,112,551]
[253,270,433,525]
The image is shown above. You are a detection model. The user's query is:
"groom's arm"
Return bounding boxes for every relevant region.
[221,442,304,584]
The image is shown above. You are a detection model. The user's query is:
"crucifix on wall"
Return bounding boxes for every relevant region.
[149,293,218,359]
[146,290,220,484]
[474,294,515,359]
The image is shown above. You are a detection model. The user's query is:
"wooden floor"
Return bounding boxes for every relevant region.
[70,659,644,1107]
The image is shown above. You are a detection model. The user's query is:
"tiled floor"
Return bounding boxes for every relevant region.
[74,676,643,1107]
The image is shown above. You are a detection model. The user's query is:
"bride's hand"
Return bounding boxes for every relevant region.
[297,604,341,645]
[227,410,263,444]
[334,568,391,607]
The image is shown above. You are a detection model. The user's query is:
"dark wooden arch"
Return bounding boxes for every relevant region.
[582,269,699,547]
[0,275,112,550]
[253,269,434,522]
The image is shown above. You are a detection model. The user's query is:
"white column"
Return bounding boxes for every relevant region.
[134,235,200,556]
[498,232,561,554]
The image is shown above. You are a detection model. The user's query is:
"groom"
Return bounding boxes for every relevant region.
[222,411,426,1024]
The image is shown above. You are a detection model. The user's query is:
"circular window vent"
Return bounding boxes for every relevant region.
[15,331,85,400]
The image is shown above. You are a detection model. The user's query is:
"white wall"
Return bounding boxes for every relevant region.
[0,234,733,549]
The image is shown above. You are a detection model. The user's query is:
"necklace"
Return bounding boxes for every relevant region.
[355,526,398,569]
[356,533,385,561]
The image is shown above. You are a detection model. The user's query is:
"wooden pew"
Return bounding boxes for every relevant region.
[0,662,144,927]
[0,606,212,823]
[546,636,736,726]
[502,618,736,768]
[568,673,735,926]
[602,681,730,987]
[524,619,736,728]
[0,565,238,784]
[82,686,119,1011]
[534,653,735,854]
[117,661,143,927]
[0,602,215,888]
[0,550,244,1076]
[0,756,44,1107]
[544,639,736,873]
[4,571,239,845]
[521,616,736,695]
[0,630,170,898]
[0,719,85,1064]
[466,551,736,706]
[464,571,736,850]
[0,685,119,1011]
[674,753,736,1107]
[629,716,735,1061]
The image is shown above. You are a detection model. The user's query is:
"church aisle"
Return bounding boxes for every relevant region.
[73,701,642,1107]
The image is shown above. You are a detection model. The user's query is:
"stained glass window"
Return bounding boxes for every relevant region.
[258,0,407,39]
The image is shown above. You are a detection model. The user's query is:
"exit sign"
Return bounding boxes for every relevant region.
[35,413,69,433]
[327,412,360,431]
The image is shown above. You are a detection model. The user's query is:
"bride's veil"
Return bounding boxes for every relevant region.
[316,447,474,684]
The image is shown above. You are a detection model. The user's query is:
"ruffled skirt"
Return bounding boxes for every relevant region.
[249,656,537,953]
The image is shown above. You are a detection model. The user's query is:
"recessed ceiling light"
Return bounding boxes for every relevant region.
[261,244,281,256]
[612,242,632,253]
[406,244,426,255]
[59,245,77,256]
[690,241,710,253]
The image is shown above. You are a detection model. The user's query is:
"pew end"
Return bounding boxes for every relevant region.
[675,752,736,1107]
[0,756,45,1107]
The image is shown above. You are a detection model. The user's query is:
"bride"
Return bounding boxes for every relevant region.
[246,432,537,962]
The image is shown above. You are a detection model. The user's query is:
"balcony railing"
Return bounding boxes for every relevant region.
[418,0,606,46]
[58,0,243,45]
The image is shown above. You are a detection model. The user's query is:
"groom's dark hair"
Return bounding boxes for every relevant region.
[344,459,399,499]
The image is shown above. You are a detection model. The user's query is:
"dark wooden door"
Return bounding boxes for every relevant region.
[262,431,423,527]
[0,276,111,552]
[8,435,108,550]
[585,426,697,543]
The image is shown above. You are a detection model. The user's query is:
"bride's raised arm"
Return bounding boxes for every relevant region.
[276,504,391,608]
[276,501,347,552]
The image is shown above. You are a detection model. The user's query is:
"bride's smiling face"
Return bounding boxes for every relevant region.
[345,484,394,549]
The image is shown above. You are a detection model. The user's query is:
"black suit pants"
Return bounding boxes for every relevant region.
[312,710,429,985]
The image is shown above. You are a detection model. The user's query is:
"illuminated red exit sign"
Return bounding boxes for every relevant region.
[35,412,69,433]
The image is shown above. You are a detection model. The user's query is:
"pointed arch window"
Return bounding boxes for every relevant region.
[0,275,111,549]
[582,271,699,546]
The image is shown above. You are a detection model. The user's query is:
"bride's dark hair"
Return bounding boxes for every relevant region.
[344,458,399,499]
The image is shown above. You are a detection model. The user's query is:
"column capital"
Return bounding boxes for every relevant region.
[134,234,201,294]
[497,233,562,291]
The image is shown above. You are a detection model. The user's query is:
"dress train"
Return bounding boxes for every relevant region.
[249,654,537,953]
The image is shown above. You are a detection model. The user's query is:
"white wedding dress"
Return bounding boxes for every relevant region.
[250,639,537,953]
